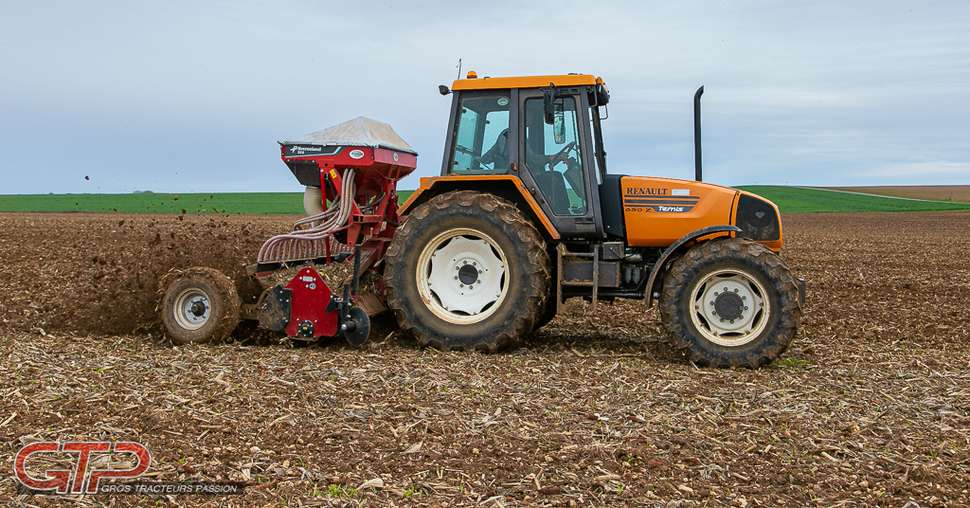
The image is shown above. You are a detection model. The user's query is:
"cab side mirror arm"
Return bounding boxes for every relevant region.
[543,85,556,124]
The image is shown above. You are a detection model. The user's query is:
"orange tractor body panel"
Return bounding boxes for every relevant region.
[619,177,781,251]
[620,177,736,247]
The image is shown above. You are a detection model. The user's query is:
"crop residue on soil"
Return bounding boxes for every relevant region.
[0,211,969,505]
[0,213,296,334]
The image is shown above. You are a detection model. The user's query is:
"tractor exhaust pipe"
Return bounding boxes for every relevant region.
[693,85,704,182]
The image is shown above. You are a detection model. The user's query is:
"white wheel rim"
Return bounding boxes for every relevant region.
[173,288,211,331]
[689,268,770,347]
[416,228,509,325]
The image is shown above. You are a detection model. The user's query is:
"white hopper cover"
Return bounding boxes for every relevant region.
[280,116,417,155]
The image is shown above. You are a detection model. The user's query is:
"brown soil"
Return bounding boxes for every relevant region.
[831,185,970,203]
[1,211,969,506]
[0,213,313,335]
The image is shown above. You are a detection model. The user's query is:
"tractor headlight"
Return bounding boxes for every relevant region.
[736,195,780,241]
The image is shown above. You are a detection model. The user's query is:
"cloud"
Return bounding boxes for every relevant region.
[0,0,968,193]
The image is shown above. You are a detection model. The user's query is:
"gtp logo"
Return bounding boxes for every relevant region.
[13,441,151,494]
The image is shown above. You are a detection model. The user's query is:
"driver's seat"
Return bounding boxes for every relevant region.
[531,170,571,215]
[480,129,509,170]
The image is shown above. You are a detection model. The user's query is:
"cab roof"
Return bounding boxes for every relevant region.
[451,72,604,91]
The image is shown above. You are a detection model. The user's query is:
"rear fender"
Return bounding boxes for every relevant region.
[644,225,741,307]
[399,175,560,240]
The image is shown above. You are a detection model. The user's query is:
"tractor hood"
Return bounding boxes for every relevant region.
[619,176,783,251]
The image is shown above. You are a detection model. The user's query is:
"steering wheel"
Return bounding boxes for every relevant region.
[545,141,577,170]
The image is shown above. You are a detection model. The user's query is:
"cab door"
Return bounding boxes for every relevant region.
[515,88,603,237]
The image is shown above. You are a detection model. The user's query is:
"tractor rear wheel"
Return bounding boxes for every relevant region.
[385,191,550,352]
[160,267,241,345]
[533,296,558,331]
[659,238,801,368]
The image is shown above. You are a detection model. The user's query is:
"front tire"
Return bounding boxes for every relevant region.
[384,191,550,352]
[659,238,801,368]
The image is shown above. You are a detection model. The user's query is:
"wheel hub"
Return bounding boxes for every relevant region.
[174,289,211,331]
[713,291,744,321]
[190,301,207,317]
[419,229,508,324]
[457,263,480,285]
[690,270,769,347]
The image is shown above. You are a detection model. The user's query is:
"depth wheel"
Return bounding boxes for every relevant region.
[385,191,550,352]
[160,267,241,345]
[659,238,801,368]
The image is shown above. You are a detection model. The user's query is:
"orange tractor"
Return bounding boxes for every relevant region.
[160,72,805,368]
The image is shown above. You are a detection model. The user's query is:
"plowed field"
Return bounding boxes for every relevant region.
[832,185,970,203]
[1,212,968,506]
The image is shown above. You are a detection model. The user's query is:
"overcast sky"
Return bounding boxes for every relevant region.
[1,0,968,194]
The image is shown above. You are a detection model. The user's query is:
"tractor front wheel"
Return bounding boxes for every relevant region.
[384,191,550,352]
[160,267,241,345]
[659,238,801,368]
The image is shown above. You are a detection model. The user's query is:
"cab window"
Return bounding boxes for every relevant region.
[449,93,511,174]
[523,96,587,215]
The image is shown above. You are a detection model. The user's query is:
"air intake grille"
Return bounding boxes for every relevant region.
[736,195,780,241]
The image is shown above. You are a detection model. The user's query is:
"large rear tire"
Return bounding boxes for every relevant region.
[659,238,801,368]
[533,296,558,331]
[384,191,550,352]
[160,267,241,345]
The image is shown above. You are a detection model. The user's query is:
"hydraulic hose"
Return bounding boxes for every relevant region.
[257,169,356,263]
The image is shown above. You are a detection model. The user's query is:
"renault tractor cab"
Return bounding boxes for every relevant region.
[405,70,790,310]
[437,73,614,238]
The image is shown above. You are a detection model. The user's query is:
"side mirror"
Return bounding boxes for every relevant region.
[543,88,556,124]
[438,85,451,95]
[552,102,565,144]
[544,86,566,144]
